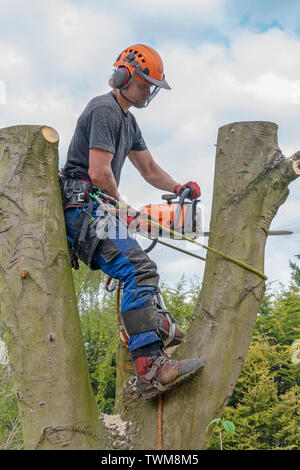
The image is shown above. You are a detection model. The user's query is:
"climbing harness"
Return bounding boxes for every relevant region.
[59,173,118,269]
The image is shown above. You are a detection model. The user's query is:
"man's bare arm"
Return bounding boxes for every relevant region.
[128,149,178,192]
[88,148,120,200]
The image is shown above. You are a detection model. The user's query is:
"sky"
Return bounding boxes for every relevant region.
[0,0,299,291]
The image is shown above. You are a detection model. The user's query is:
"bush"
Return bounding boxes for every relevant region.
[0,364,23,450]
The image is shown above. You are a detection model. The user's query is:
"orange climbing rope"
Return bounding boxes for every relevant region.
[158,394,163,450]
[119,364,126,388]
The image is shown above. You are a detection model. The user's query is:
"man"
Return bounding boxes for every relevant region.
[60,44,204,399]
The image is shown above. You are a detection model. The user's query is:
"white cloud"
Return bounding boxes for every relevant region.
[224,72,299,107]
[0,42,31,82]
[271,198,300,230]
[0,48,26,68]
[36,1,130,79]
[0,84,81,160]
[128,0,224,13]
[0,80,5,105]
[136,29,300,155]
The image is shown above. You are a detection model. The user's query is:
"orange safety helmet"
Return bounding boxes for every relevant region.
[112,44,171,107]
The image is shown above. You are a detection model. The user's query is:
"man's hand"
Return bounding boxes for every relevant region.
[173,181,201,200]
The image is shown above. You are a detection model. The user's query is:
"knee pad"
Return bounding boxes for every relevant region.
[124,247,159,287]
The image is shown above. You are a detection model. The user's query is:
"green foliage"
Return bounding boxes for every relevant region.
[255,285,300,346]
[208,268,300,450]
[290,254,300,287]
[73,262,119,414]
[0,365,23,450]
[209,338,300,450]
[206,417,235,450]
[160,274,202,329]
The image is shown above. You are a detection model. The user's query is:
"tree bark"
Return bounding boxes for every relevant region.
[0,122,298,450]
[114,121,299,450]
[0,125,107,449]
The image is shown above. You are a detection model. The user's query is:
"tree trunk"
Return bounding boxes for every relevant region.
[114,121,299,450]
[0,122,298,450]
[0,125,107,449]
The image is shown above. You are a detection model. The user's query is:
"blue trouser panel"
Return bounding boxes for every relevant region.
[64,202,161,352]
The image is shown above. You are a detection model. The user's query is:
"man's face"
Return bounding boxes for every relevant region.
[122,78,155,107]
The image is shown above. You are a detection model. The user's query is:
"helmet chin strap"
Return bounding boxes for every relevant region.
[118,69,161,108]
[120,88,149,108]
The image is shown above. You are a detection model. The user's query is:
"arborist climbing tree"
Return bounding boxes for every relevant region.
[60,44,204,400]
[1,51,299,450]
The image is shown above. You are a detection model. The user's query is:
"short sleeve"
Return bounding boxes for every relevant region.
[130,115,148,152]
[88,105,121,153]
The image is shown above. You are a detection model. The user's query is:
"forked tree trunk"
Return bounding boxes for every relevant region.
[0,122,298,450]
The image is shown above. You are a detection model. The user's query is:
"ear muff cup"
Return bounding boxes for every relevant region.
[112,67,131,89]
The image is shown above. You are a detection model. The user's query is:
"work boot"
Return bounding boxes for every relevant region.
[135,355,204,400]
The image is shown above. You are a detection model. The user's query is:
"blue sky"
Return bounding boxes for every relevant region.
[0,0,299,290]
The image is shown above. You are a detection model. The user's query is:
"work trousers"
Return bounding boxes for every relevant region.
[64,201,161,352]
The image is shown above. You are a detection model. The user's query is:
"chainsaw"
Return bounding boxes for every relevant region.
[135,187,203,241]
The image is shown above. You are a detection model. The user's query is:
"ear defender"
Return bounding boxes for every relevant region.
[112,67,131,89]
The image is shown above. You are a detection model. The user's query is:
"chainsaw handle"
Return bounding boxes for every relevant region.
[161,193,177,203]
[144,239,158,253]
[172,187,192,232]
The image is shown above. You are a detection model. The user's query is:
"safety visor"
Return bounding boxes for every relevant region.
[143,86,161,108]
[134,69,171,90]
[120,84,161,108]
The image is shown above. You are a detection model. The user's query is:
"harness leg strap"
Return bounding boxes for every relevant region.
[79,197,95,244]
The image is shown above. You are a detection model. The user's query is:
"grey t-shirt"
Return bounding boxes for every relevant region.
[62,91,147,186]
